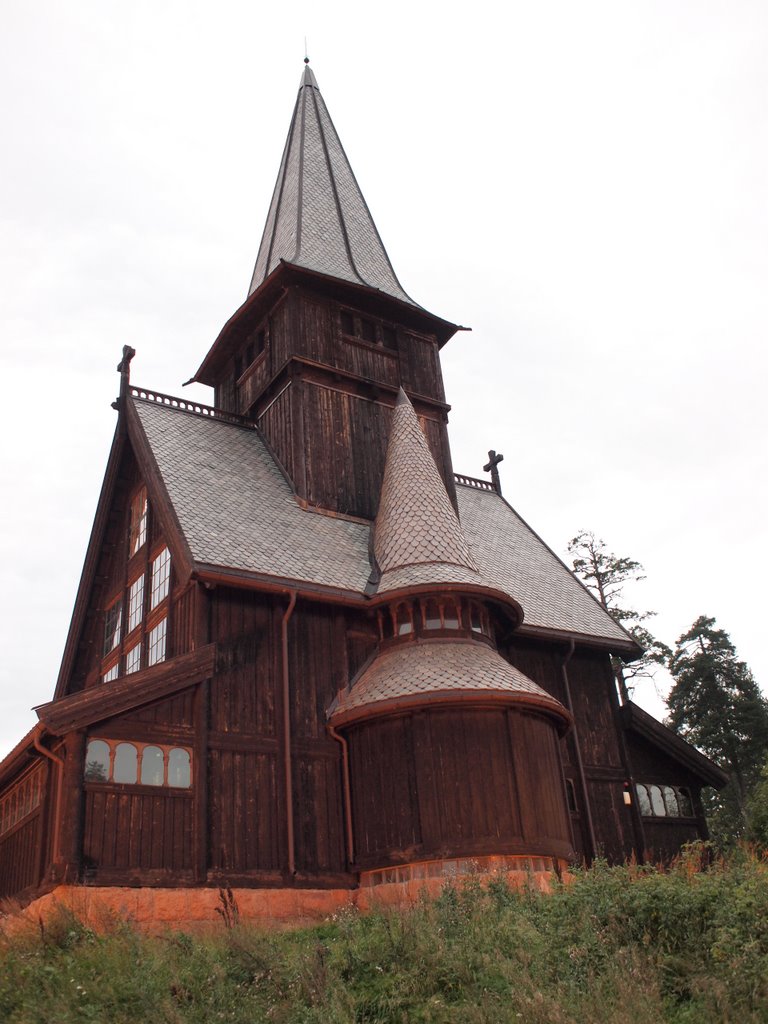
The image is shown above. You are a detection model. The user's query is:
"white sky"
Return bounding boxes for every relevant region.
[1,1,766,758]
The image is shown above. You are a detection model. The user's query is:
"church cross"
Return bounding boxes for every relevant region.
[483,449,504,495]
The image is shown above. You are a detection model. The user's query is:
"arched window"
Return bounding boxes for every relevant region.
[662,786,680,816]
[395,603,413,636]
[113,743,138,784]
[84,740,110,782]
[141,746,165,786]
[649,785,666,816]
[635,784,652,816]
[422,599,442,631]
[168,749,191,789]
[379,609,393,640]
[442,600,460,630]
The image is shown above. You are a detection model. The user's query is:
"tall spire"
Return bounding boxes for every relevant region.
[248,65,418,306]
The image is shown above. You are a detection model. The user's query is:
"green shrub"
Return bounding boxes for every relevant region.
[1,852,766,1023]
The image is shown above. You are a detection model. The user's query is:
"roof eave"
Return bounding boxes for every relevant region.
[515,622,641,657]
[329,689,572,734]
[194,261,464,386]
[621,701,730,789]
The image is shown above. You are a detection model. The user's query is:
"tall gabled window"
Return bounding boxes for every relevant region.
[127,574,145,632]
[103,601,122,656]
[129,487,148,557]
[147,618,167,667]
[99,487,172,684]
[150,547,171,608]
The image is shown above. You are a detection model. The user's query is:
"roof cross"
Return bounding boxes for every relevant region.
[483,449,504,495]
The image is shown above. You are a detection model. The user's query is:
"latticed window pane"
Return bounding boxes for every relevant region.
[103,602,122,656]
[150,547,171,608]
[84,740,110,782]
[141,746,165,786]
[168,748,191,788]
[147,618,167,666]
[129,489,148,556]
[102,663,119,683]
[113,743,138,784]
[125,642,142,674]
[127,575,145,632]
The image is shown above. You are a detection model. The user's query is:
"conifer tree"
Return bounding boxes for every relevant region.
[667,615,768,840]
[567,530,670,701]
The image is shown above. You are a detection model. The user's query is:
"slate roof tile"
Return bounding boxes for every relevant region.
[373,390,478,580]
[249,66,417,307]
[328,639,569,726]
[130,397,632,647]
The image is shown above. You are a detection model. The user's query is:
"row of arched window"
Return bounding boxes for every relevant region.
[635,783,694,819]
[84,739,191,789]
[378,598,491,641]
[0,765,44,839]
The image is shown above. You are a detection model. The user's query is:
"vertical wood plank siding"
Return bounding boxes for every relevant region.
[0,814,43,898]
[347,708,572,870]
[83,789,193,874]
[208,750,280,872]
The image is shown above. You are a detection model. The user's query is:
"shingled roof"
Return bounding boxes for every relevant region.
[128,396,635,650]
[373,390,480,589]
[327,639,571,730]
[248,65,417,307]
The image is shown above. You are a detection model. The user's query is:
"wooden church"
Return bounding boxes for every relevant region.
[0,65,727,917]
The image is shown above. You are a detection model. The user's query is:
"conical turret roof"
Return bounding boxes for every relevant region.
[373,390,481,593]
[249,65,417,306]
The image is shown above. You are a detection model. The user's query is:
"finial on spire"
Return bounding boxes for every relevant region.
[304,37,309,64]
[483,449,504,495]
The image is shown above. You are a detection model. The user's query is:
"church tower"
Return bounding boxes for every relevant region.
[192,65,459,519]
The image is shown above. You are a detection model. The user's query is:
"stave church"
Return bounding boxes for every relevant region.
[0,64,727,923]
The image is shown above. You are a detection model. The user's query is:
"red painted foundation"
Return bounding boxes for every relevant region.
[2,856,569,934]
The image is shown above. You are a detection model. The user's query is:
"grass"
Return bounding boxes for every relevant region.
[0,846,766,1023]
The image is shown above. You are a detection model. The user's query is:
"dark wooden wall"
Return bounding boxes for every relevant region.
[346,707,573,871]
[505,638,637,862]
[215,286,456,519]
[0,812,45,899]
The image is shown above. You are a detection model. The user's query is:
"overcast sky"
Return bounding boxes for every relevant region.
[1,1,766,759]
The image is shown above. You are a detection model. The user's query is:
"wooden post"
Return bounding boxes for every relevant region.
[57,731,87,882]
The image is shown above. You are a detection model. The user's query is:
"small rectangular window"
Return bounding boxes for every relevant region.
[125,642,142,675]
[256,329,265,355]
[127,575,145,632]
[381,326,397,350]
[150,547,171,608]
[103,602,122,656]
[102,663,119,683]
[147,618,167,667]
[245,343,254,366]
[360,318,376,343]
[129,489,148,556]
[340,311,355,335]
